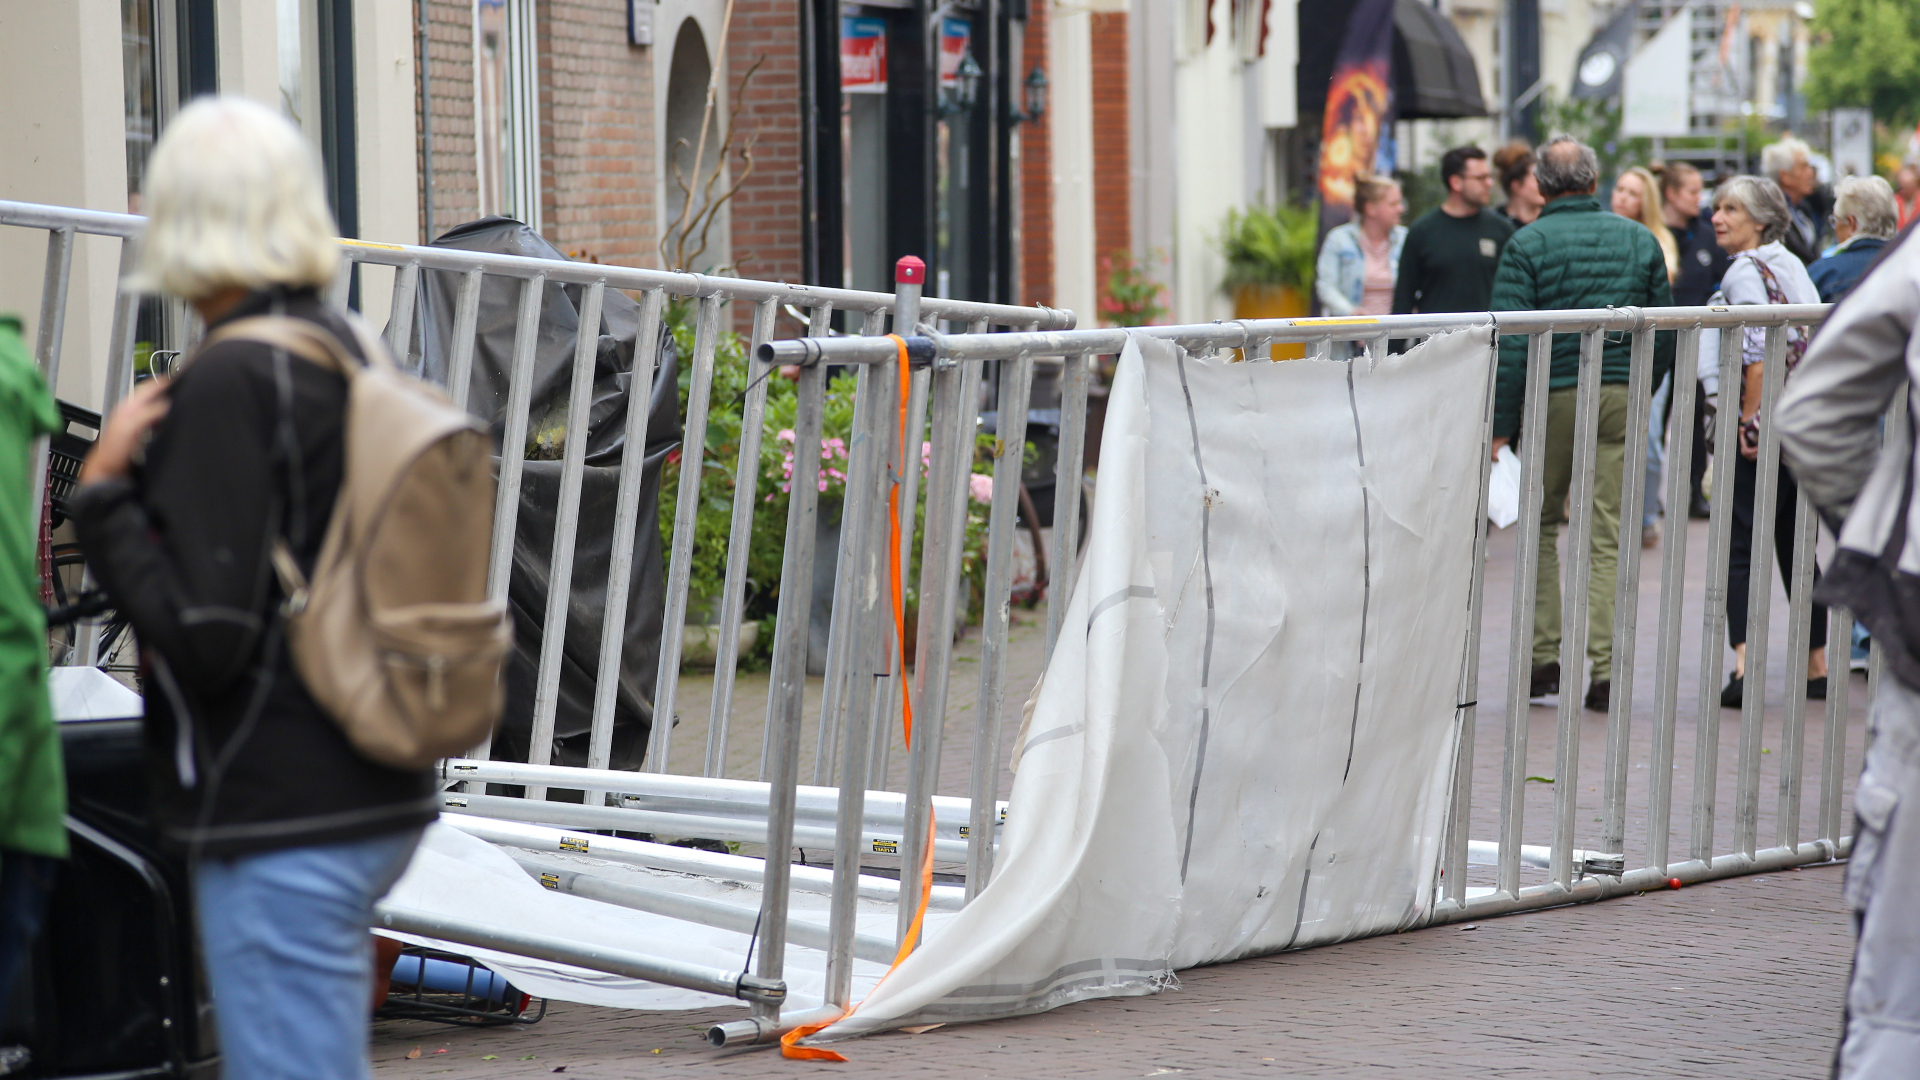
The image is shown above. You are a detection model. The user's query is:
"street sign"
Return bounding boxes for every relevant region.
[1832,107,1873,180]
[842,16,888,94]
[1622,8,1691,137]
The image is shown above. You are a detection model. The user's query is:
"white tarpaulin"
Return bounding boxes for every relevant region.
[821,326,1495,1036]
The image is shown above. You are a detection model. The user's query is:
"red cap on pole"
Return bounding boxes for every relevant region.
[895,256,926,285]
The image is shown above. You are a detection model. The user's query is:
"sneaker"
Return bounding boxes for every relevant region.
[1722,673,1743,709]
[1689,493,1712,520]
[1809,677,1828,701]
[1530,661,1561,699]
[1584,679,1611,712]
[1642,522,1661,548]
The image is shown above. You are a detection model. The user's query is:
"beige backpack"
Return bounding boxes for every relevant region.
[202,313,512,769]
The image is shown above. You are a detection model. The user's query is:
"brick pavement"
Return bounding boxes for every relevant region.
[373,862,1852,1077]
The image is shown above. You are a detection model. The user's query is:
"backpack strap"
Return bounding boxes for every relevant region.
[198,315,364,379]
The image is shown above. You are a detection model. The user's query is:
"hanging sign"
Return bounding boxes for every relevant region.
[1621,8,1692,137]
[842,16,888,93]
[939,17,972,88]
[1316,0,1395,232]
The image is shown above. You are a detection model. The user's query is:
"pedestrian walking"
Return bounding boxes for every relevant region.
[1314,175,1406,318]
[1763,137,1834,266]
[69,97,434,1080]
[1772,222,1920,1080]
[1698,175,1828,708]
[1657,160,1730,520]
[1612,165,1681,548]
[1392,146,1513,317]
[1494,143,1543,229]
[1894,164,1920,231]
[0,312,65,1080]
[1489,137,1676,712]
[1809,175,1899,302]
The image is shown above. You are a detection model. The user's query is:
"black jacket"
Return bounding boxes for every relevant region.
[72,288,436,856]
[1672,207,1732,307]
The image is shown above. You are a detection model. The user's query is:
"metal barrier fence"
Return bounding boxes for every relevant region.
[6,198,1864,1047]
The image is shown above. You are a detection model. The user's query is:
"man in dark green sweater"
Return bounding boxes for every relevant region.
[1489,137,1675,713]
[1392,145,1514,317]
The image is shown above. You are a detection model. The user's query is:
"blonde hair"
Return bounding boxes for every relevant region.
[130,96,341,300]
[1352,174,1400,217]
[1618,166,1678,281]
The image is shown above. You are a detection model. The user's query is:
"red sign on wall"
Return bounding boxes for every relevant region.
[938,16,971,88]
[841,16,887,94]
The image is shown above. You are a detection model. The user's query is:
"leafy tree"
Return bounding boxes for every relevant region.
[1805,0,1920,127]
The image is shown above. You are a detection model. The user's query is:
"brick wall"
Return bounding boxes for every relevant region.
[1018,1,1053,306]
[539,0,655,265]
[419,0,656,266]
[1089,11,1129,278]
[726,0,806,304]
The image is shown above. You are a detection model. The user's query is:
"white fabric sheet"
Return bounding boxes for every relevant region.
[381,820,914,1011]
[821,327,1495,1036]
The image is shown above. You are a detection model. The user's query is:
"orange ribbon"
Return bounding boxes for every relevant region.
[780,334,934,1062]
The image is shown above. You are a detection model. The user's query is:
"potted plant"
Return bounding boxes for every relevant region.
[1218,203,1317,358]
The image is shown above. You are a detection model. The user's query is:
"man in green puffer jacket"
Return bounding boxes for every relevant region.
[1489,137,1675,714]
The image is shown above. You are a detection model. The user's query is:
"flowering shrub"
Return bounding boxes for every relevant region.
[658,303,1002,667]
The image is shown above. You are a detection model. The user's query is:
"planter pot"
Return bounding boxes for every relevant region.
[1232,284,1309,360]
[681,618,760,670]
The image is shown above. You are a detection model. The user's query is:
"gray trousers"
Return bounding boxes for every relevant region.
[1840,675,1920,1077]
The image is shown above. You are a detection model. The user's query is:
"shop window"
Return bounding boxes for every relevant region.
[476,0,541,229]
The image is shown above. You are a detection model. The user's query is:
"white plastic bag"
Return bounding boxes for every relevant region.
[1487,444,1521,529]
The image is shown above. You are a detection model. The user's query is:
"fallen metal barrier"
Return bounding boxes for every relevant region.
[8,196,1866,1043]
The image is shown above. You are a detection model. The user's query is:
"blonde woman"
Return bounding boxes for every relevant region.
[1612,166,1679,282]
[72,97,431,1080]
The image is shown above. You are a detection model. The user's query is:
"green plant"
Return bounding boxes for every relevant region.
[1217,203,1317,294]
[1806,0,1920,129]
[1097,249,1167,327]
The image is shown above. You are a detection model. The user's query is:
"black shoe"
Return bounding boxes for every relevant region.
[1530,661,1561,699]
[1722,674,1743,708]
[1689,494,1712,520]
[1808,676,1828,701]
[1584,679,1610,712]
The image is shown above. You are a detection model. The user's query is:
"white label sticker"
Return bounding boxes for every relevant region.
[1479,238,1498,258]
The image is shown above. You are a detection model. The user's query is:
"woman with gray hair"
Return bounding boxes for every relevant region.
[1810,174,1899,302]
[69,97,433,1080]
[1701,174,1828,707]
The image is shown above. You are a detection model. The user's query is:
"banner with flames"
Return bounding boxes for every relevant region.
[1317,0,1395,232]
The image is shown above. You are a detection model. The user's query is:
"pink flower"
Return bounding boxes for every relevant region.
[777,428,796,443]
[968,473,993,503]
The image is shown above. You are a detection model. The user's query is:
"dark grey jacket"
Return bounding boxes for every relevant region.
[1777,230,1920,688]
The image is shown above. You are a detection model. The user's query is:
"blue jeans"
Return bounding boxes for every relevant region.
[1644,372,1670,529]
[194,829,422,1080]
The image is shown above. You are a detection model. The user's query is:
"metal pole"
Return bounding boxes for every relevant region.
[1735,326,1788,858]
[1498,331,1553,899]
[870,362,930,790]
[706,297,780,777]
[1775,488,1818,849]
[1549,330,1605,890]
[445,269,485,412]
[648,293,725,773]
[525,281,608,789]
[585,288,667,771]
[1689,328,1743,860]
[1045,351,1091,657]
[962,344,1037,903]
[1444,330,1502,906]
[1601,325,1655,855]
[470,273,548,763]
[1648,328,1700,874]
[384,261,421,355]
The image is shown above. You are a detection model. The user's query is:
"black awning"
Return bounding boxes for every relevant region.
[1297,0,1488,120]
[1391,0,1488,119]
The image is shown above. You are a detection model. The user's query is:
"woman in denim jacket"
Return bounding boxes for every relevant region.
[1315,176,1407,317]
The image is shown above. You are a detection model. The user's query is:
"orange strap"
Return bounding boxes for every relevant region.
[780,335,932,1062]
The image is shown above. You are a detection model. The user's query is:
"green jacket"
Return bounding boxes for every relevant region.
[1490,195,1676,438]
[0,315,65,859]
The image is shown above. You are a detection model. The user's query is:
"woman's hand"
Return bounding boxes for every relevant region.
[78,379,171,485]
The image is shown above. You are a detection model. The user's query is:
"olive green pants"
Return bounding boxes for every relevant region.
[1533,384,1627,683]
